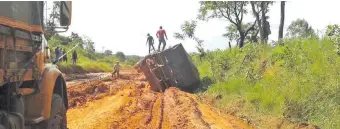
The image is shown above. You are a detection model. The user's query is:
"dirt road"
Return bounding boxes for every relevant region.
[66,69,254,129]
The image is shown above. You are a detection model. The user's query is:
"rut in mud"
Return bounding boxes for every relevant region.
[66,69,254,129]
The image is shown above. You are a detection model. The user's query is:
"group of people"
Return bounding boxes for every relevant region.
[146,26,168,54]
[53,26,168,79]
[54,46,78,64]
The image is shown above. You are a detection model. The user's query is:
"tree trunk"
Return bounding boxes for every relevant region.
[239,33,245,48]
[237,25,246,48]
[278,1,285,40]
[228,41,232,51]
[251,2,264,43]
[260,2,267,43]
[236,39,239,47]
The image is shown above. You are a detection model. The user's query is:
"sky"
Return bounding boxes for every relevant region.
[56,0,340,56]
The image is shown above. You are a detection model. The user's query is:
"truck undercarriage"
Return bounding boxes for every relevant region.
[135,44,200,93]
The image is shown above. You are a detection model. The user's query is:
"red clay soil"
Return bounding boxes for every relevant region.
[66,69,255,129]
[66,69,321,129]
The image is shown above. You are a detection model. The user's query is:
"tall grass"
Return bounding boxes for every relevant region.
[57,55,132,74]
[48,35,136,73]
[192,39,340,128]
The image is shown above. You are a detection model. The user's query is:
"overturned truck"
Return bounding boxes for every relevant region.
[135,44,200,92]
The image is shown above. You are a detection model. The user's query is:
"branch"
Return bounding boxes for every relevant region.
[213,1,237,25]
[233,2,240,23]
[254,29,260,36]
[265,2,270,13]
[251,2,258,18]
[240,2,245,22]
[245,20,257,36]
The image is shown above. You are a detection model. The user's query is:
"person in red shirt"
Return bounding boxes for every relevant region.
[156,26,168,51]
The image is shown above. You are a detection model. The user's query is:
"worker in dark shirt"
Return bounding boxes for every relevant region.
[63,49,67,62]
[55,46,61,62]
[156,26,168,51]
[72,50,78,64]
[146,33,156,54]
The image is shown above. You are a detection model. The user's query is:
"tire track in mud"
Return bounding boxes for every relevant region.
[157,95,164,129]
[66,70,255,129]
[162,87,211,129]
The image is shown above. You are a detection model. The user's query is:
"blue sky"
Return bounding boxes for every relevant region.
[58,0,340,56]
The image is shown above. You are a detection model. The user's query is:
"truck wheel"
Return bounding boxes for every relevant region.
[37,94,67,129]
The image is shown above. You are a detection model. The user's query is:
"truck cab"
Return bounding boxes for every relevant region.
[0,1,71,129]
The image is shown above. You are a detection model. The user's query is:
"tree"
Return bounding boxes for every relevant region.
[286,19,316,38]
[83,36,95,52]
[125,55,142,66]
[81,36,96,60]
[250,1,273,43]
[198,1,256,48]
[223,24,239,44]
[174,20,198,40]
[278,1,286,40]
[104,50,113,56]
[174,20,205,58]
[68,32,84,49]
[45,1,61,40]
[325,24,340,37]
[115,52,126,62]
[223,24,259,46]
[325,24,340,54]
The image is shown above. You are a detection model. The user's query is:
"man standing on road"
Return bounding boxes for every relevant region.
[63,49,67,62]
[112,61,121,78]
[146,33,156,54]
[156,26,168,51]
[72,50,78,65]
[55,46,61,62]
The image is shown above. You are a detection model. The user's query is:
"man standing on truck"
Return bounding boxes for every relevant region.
[156,26,168,51]
[112,61,121,78]
[146,33,156,54]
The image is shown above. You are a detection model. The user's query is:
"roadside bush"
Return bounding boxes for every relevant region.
[193,39,340,128]
[49,35,140,73]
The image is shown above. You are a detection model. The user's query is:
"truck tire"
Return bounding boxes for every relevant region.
[36,94,67,129]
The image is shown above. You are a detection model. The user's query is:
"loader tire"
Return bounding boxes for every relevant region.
[37,94,67,129]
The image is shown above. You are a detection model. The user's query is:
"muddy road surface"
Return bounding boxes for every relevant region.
[66,69,254,129]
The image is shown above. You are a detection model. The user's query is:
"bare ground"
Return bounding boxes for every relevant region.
[66,69,255,129]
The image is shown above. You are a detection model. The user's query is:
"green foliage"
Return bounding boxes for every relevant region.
[326,24,340,37]
[124,55,142,66]
[223,24,239,42]
[104,50,113,56]
[223,24,260,43]
[174,20,205,56]
[198,1,248,21]
[325,24,340,55]
[48,34,141,73]
[193,39,340,128]
[286,19,317,39]
[198,1,256,47]
[115,51,126,62]
[44,1,61,40]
